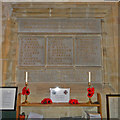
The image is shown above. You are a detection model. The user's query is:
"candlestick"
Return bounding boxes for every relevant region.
[86,72,94,104]
[26,72,28,83]
[89,72,91,83]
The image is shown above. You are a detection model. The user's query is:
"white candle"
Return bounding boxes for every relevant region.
[26,72,28,82]
[89,72,91,83]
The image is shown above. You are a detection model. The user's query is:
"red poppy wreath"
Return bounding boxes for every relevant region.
[41,98,52,104]
[69,99,79,104]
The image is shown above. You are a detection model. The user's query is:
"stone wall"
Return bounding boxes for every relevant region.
[1,2,119,118]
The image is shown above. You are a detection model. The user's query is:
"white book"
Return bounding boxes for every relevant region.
[27,112,43,119]
[85,111,101,119]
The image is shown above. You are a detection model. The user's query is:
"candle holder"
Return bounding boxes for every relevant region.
[86,82,93,104]
[22,82,29,104]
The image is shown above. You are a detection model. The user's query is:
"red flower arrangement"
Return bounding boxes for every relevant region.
[41,98,52,104]
[87,87,94,93]
[69,99,79,104]
[19,112,25,120]
[87,87,95,98]
[22,87,30,95]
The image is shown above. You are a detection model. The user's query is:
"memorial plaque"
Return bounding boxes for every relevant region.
[47,37,73,66]
[18,18,101,33]
[18,36,45,66]
[75,36,102,66]
[50,87,70,103]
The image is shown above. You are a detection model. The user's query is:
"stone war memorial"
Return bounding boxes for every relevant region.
[1,1,119,120]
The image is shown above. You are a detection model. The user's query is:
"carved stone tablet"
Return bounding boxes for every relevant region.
[75,36,102,66]
[18,18,101,33]
[18,36,45,66]
[47,37,73,66]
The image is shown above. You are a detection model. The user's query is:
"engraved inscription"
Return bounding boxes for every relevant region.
[47,37,73,65]
[18,18,101,33]
[18,36,45,66]
[75,36,102,66]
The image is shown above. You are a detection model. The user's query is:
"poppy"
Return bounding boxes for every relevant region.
[19,112,25,120]
[91,87,95,93]
[87,92,93,98]
[25,88,30,95]
[19,115,25,120]
[22,87,26,95]
[87,88,92,93]
[69,99,79,104]
[41,98,52,104]
[47,99,52,104]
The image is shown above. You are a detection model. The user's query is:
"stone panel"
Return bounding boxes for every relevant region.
[60,69,102,83]
[47,36,73,66]
[18,18,101,33]
[75,36,102,66]
[18,35,45,66]
[17,68,102,83]
[17,69,61,83]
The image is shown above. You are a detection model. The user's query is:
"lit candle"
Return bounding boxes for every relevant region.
[26,72,28,83]
[89,72,91,83]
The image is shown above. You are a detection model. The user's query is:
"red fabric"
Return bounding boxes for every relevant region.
[69,99,79,104]
[41,98,52,104]
[22,87,30,95]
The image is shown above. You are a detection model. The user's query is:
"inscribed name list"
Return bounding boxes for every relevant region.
[18,36,45,66]
[47,37,73,66]
[75,36,102,66]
